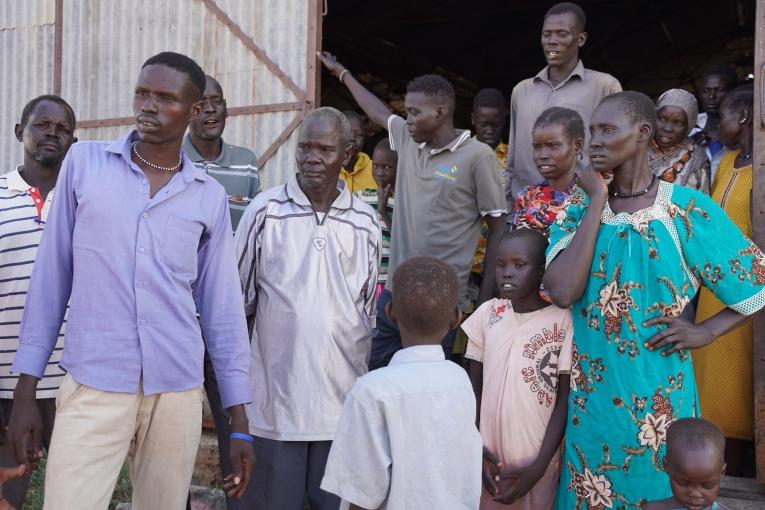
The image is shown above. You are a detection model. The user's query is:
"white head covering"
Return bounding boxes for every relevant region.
[656,89,699,136]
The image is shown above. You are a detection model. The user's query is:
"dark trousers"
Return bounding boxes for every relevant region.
[240,437,339,510]
[0,398,56,509]
[368,289,458,370]
[187,350,235,510]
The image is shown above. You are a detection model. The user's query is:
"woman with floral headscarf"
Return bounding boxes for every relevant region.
[648,89,711,193]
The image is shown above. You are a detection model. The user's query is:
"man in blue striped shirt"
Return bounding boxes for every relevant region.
[8,52,254,510]
[0,95,76,509]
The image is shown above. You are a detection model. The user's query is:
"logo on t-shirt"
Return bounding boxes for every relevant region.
[520,324,566,407]
[487,303,507,328]
[312,237,326,251]
[433,165,459,183]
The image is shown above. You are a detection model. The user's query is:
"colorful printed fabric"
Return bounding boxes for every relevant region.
[470,143,510,274]
[547,181,765,508]
[648,139,710,194]
[511,180,576,235]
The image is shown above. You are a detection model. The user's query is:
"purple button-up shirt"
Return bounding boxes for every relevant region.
[12,131,251,408]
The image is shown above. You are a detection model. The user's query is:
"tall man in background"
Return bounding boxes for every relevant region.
[505,2,621,201]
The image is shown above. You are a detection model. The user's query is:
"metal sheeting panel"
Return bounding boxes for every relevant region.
[60,0,308,189]
[0,0,56,173]
[0,0,311,189]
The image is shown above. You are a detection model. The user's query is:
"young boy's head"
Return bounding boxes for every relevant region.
[665,418,726,510]
[717,85,754,150]
[388,257,461,346]
[471,88,507,149]
[404,74,455,144]
[372,138,397,189]
[496,228,548,302]
[342,110,366,164]
[532,106,584,182]
[590,91,655,175]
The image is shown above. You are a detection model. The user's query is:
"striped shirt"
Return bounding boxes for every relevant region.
[182,134,260,230]
[354,188,393,285]
[235,175,380,441]
[0,169,64,399]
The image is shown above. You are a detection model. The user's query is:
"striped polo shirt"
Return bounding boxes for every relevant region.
[0,168,65,399]
[182,134,260,230]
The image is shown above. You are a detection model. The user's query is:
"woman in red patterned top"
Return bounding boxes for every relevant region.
[510,107,584,235]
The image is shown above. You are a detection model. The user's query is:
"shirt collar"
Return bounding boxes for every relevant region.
[418,129,472,155]
[534,60,585,89]
[7,167,30,192]
[285,173,352,209]
[107,131,207,184]
[389,345,446,365]
[181,133,231,166]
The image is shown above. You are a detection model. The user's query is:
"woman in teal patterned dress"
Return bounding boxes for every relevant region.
[544,92,765,509]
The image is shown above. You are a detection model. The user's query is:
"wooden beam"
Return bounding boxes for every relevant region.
[199,0,306,102]
[754,0,765,486]
[306,0,323,110]
[255,110,306,170]
[53,0,63,95]
[75,102,306,129]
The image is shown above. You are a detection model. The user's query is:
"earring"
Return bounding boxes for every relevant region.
[577,152,583,161]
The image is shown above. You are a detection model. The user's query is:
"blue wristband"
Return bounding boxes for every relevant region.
[230,432,254,443]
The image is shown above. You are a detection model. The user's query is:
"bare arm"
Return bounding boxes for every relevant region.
[645,307,759,354]
[318,52,392,128]
[478,215,507,305]
[494,375,570,504]
[349,504,373,510]
[468,360,483,427]
[543,167,608,308]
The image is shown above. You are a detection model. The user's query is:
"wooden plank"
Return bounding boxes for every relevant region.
[306,0,323,110]
[754,0,765,486]
[76,102,305,129]
[53,0,63,95]
[255,109,306,170]
[199,0,306,102]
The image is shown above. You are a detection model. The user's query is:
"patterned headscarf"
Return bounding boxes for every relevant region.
[656,89,698,136]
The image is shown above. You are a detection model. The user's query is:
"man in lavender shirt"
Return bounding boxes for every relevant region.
[7,52,254,510]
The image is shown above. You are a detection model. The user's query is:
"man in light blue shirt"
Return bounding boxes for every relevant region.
[8,52,254,510]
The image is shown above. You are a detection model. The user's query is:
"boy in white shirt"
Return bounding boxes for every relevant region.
[321,257,482,510]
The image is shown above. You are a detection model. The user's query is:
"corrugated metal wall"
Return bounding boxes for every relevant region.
[0,0,56,173]
[0,0,313,189]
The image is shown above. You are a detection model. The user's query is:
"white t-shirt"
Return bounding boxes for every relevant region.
[321,345,482,510]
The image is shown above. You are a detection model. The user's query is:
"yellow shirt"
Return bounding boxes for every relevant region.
[339,152,376,192]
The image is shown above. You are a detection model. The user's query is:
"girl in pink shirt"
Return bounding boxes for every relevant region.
[463,228,572,510]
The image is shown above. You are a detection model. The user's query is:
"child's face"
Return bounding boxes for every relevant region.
[495,237,543,302]
[655,106,688,150]
[346,116,366,159]
[372,148,397,188]
[716,96,744,149]
[532,123,581,182]
[471,106,505,148]
[666,448,725,510]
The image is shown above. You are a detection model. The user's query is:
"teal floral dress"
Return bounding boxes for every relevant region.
[547,181,765,509]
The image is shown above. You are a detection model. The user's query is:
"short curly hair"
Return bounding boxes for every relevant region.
[142,51,206,101]
[472,88,507,112]
[533,106,585,141]
[698,64,738,89]
[666,418,725,467]
[391,257,459,338]
[545,2,586,32]
[406,74,455,115]
[721,84,754,117]
[600,91,656,133]
[20,95,76,129]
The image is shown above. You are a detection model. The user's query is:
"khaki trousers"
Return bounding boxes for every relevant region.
[43,374,203,510]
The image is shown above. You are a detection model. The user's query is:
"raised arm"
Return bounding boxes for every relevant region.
[543,167,607,308]
[318,52,392,128]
